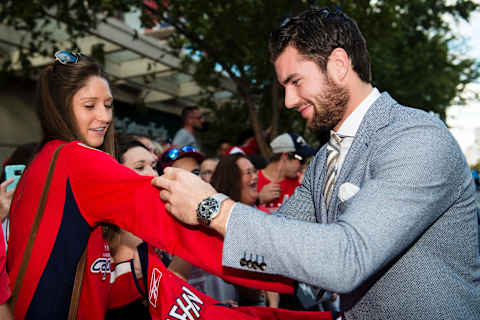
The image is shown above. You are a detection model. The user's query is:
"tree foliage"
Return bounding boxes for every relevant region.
[141,0,313,157]
[0,0,137,71]
[0,0,479,155]
[142,0,478,154]
[353,0,479,118]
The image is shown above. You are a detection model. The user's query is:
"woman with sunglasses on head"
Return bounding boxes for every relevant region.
[7,51,295,320]
[158,145,204,176]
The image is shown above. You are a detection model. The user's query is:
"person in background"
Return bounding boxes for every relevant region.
[131,133,163,159]
[197,156,238,304]
[210,154,278,308]
[258,133,316,213]
[255,133,317,310]
[199,158,219,184]
[157,145,206,280]
[158,144,200,280]
[216,140,231,158]
[106,134,191,319]
[155,7,480,319]
[0,180,11,247]
[172,106,204,151]
[0,143,38,246]
[159,138,171,153]
[131,133,154,153]
[159,145,204,176]
[161,146,239,304]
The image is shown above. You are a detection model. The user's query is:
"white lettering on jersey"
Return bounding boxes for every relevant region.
[90,257,111,280]
[149,268,162,307]
[166,286,204,320]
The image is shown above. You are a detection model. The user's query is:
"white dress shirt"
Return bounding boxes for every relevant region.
[334,88,381,173]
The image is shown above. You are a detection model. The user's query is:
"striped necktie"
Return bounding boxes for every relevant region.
[322,132,343,209]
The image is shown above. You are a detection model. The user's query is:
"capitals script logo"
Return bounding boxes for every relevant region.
[90,257,111,280]
[149,268,162,307]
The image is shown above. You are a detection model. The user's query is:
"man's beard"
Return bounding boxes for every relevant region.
[309,77,349,132]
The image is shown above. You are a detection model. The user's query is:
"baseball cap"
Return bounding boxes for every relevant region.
[159,145,205,170]
[270,133,317,159]
[226,146,246,155]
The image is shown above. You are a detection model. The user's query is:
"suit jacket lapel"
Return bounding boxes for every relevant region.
[326,92,396,222]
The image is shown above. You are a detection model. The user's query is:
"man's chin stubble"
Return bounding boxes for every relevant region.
[310,82,349,132]
[309,106,345,132]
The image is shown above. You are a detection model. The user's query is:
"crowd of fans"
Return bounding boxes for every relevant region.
[0,90,328,319]
[2,76,478,320]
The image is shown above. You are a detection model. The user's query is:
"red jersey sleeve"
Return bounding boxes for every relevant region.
[0,227,10,304]
[63,142,294,293]
[142,245,330,320]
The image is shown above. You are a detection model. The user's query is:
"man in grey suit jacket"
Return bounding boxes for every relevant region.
[155,7,480,320]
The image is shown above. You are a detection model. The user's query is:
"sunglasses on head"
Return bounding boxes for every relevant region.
[55,50,80,65]
[162,145,197,163]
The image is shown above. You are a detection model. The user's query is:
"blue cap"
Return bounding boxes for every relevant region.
[270,133,317,159]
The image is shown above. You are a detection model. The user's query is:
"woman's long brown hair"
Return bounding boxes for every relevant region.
[210,154,246,202]
[36,54,115,155]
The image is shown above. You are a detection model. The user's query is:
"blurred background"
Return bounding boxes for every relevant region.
[0,0,479,165]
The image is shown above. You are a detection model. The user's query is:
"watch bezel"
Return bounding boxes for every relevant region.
[197,197,219,225]
[196,194,228,226]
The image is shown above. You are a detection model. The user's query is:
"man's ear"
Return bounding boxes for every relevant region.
[326,48,350,84]
[280,152,289,161]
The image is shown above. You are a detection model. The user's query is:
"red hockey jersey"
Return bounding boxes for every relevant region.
[8,140,293,319]
[111,243,331,320]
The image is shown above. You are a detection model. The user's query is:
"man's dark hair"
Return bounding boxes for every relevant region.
[269,7,371,83]
[181,106,199,126]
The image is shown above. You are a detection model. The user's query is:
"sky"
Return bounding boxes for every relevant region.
[445,9,480,160]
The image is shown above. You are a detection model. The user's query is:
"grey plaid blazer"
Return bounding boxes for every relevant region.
[222,92,480,319]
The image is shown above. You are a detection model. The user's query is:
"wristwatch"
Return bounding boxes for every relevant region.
[197,193,229,225]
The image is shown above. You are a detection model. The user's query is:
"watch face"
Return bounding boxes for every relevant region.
[197,198,219,221]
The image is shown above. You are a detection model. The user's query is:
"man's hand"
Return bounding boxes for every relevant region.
[152,167,216,225]
[0,178,14,222]
[258,182,282,204]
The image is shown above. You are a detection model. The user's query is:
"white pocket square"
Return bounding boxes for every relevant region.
[338,182,360,202]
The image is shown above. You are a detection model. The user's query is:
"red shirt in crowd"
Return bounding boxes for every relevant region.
[257,170,300,213]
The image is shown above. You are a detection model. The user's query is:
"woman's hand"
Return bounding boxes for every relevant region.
[0,179,14,222]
